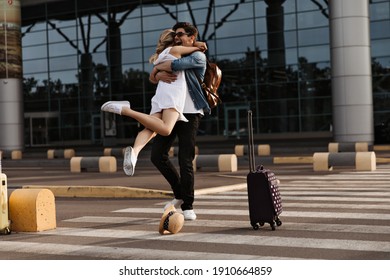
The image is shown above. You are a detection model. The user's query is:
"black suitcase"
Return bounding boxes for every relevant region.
[246,110,282,230]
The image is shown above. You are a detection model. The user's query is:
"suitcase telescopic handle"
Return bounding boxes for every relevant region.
[248,110,256,172]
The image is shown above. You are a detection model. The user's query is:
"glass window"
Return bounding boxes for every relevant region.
[371,20,390,40]
[215,2,255,21]
[298,45,330,63]
[297,0,328,13]
[214,19,255,38]
[20,0,384,144]
[48,42,78,57]
[22,30,47,46]
[216,36,255,56]
[298,27,329,46]
[23,59,48,75]
[297,10,329,29]
[49,55,78,72]
[370,1,390,20]
[372,39,390,58]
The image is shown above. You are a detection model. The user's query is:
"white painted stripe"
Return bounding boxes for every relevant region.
[0,241,280,260]
[64,216,390,235]
[270,191,390,197]
[113,207,390,220]
[157,198,390,210]
[284,196,390,202]
[196,194,390,202]
[280,184,390,188]
[229,175,390,182]
[284,188,390,191]
[37,227,390,253]
[224,187,390,193]
[188,201,390,210]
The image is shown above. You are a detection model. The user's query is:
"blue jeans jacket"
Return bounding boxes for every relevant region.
[171,51,211,114]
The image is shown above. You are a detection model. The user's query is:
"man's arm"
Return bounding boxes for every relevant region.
[155,61,173,72]
[150,50,206,84]
[149,67,177,84]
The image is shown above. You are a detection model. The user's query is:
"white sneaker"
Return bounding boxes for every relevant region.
[101,101,130,115]
[163,199,184,211]
[183,210,197,221]
[123,146,137,176]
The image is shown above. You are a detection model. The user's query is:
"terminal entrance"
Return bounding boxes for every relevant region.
[24,112,59,147]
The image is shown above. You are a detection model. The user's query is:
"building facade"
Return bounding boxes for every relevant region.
[3,0,389,147]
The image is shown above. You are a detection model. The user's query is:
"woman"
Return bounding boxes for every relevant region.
[101,29,205,176]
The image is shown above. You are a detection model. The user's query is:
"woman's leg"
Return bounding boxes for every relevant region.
[133,128,157,156]
[123,126,157,176]
[121,107,179,136]
[122,111,179,176]
[101,101,180,136]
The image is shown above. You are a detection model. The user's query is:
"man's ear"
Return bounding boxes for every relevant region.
[191,36,197,46]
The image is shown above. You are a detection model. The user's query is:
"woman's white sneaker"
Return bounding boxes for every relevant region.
[101,101,130,115]
[123,146,137,176]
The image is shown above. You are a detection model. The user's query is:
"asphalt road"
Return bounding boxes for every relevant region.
[1,151,390,260]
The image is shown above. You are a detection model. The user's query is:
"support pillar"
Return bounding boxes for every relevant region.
[329,0,373,143]
[0,0,24,150]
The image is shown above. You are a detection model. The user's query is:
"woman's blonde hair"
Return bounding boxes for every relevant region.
[149,29,176,63]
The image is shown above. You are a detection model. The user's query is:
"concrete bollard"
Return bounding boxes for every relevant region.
[47,149,75,159]
[9,189,56,232]
[70,156,117,173]
[234,144,271,156]
[328,142,369,153]
[103,147,125,157]
[193,154,237,172]
[313,152,376,171]
[373,145,390,151]
[0,150,22,160]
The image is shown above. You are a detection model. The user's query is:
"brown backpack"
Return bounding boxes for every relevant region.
[197,60,222,108]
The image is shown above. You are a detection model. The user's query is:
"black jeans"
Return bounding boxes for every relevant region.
[151,113,201,211]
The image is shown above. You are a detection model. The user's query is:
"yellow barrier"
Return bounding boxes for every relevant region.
[9,189,56,232]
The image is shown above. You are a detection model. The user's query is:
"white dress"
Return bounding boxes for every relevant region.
[150,47,188,122]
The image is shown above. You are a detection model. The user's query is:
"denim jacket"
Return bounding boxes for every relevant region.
[171,51,211,114]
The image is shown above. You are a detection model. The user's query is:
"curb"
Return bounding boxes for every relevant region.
[22,183,248,198]
[22,185,172,198]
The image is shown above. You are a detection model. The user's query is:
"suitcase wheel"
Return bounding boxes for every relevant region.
[1,227,11,235]
[259,222,264,227]
[276,218,282,227]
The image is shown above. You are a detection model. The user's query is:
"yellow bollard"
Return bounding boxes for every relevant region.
[9,189,56,232]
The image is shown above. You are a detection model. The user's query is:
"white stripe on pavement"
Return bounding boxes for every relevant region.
[113,207,390,220]
[187,201,390,210]
[196,194,390,202]
[37,227,390,253]
[0,241,280,260]
[64,216,390,235]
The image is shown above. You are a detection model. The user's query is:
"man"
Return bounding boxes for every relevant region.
[149,22,209,221]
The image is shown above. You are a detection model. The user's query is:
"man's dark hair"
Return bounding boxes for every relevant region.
[172,22,199,39]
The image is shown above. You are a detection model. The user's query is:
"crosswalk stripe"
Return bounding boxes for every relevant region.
[184,201,390,210]
[272,191,390,197]
[196,194,390,202]
[113,207,390,220]
[37,227,390,254]
[0,241,280,260]
[3,167,390,260]
[64,216,390,234]
[280,184,390,188]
